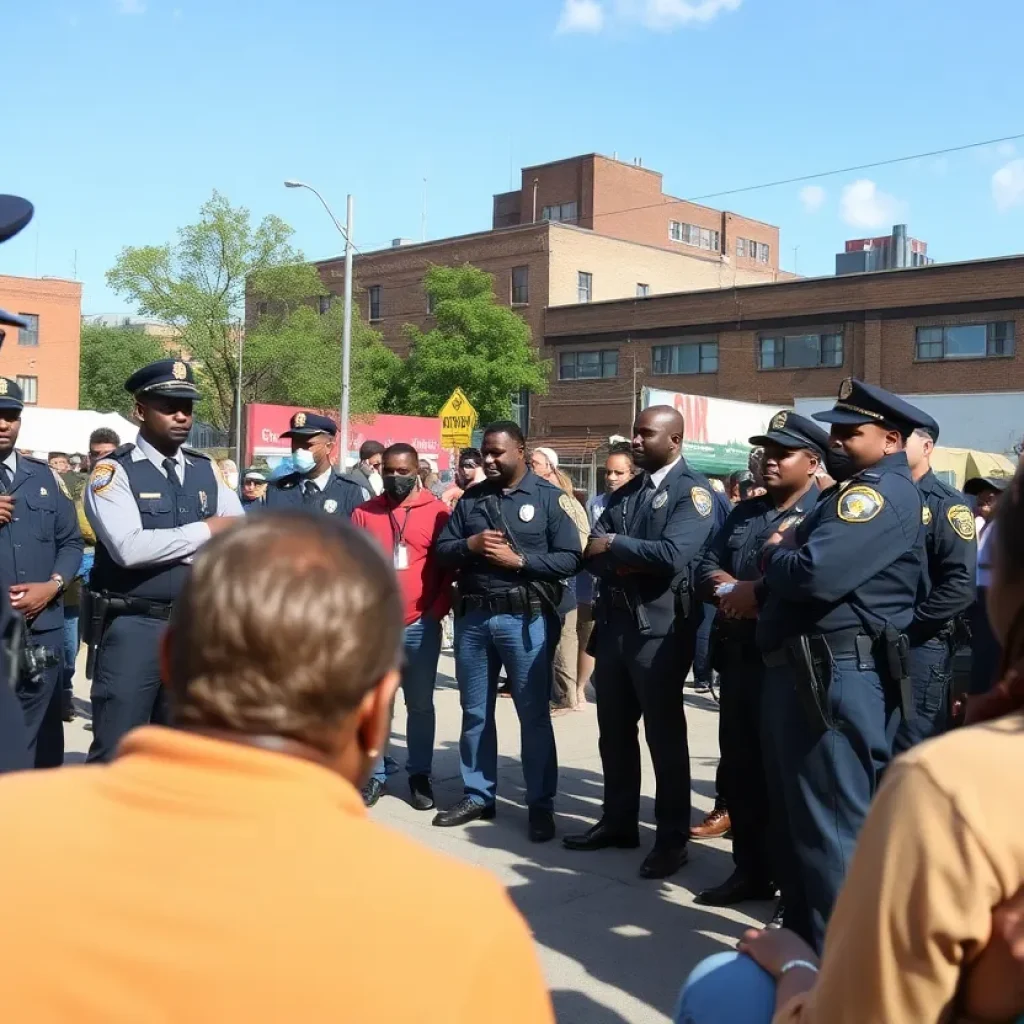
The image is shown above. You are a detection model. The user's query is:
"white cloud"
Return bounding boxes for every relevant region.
[628,0,742,30]
[799,185,826,213]
[117,0,145,12]
[556,0,605,33]
[992,159,1024,213]
[839,179,905,229]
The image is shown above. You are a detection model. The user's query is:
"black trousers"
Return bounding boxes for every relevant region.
[16,626,64,768]
[593,610,697,843]
[717,639,772,883]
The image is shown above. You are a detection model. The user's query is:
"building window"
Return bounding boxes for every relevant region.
[669,222,720,252]
[317,295,331,315]
[511,265,529,305]
[636,283,650,297]
[17,313,39,346]
[759,331,844,369]
[736,238,747,258]
[651,339,719,376]
[915,321,1015,361]
[577,271,593,303]
[559,350,618,380]
[737,239,771,263]
[16,375,38,404]
[368,285,382,322]
[541,201,578,224]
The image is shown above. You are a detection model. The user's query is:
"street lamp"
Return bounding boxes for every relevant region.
[283,179,354,468]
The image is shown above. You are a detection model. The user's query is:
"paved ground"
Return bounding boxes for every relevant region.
[65,654,770,1024]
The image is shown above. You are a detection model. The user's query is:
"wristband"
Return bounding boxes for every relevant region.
[778,959,819,978]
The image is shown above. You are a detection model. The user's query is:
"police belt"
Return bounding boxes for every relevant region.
[458,588,543,616]
[762,627,870,668]
[104,594,175,621]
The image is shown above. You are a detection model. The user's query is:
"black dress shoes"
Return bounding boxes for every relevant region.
[562,820,641,852]
[695,870,777,906]
[408,774,435,812]
[528,808,555,843]
[432,796,496,828]
[361,778,384,808]
[638,841,689,879]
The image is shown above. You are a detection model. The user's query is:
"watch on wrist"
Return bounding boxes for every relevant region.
[50,574,66,595]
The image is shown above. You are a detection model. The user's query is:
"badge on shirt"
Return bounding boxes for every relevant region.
[198,490,208,515]
[90,463,116,494]
[947,504,976,541]
[324,499,338,514]
[39,486,48,496]
[652,491,668,510]
[394,543,409,571]
[837,485,884,523]
[519,504,535,522]
[690,487,713,518]
[922,506,932,525]
[779,514,804,532]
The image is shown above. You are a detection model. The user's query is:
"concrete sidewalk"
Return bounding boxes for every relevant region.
[65,654,768,1024]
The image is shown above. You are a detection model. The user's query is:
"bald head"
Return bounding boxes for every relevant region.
[631,404,684,471]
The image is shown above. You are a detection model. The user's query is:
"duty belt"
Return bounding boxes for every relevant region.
[459,588,543,616]
[106,594,175,621]
[762,627,869,668]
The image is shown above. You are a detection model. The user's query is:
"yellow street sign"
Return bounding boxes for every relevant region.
[439,387,478,450]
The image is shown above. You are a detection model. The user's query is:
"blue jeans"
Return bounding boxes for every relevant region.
[371,616,442,784]
[63,607,80,691]
[454,608,557,811]
[674,951,775,1023]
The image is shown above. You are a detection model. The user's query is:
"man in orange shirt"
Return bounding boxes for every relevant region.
[0,510,554,1024]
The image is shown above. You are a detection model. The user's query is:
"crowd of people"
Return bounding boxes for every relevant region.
[0,265,1022,1015]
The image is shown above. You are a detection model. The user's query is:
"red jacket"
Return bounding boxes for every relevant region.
[352,489,453,626]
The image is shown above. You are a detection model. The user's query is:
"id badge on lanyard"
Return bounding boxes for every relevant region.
[390,508,412,570]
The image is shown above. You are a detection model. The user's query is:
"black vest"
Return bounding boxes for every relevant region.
[92,445,218,602]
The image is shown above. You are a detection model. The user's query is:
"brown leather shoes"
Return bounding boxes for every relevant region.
[689,807,731,839]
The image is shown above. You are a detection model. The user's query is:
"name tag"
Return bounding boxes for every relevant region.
[394,543,409,571]
[139,492,163,499]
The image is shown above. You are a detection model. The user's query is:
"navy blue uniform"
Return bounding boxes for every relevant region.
[699,483,819,887]
[758,451,922,951]
[588,459,714,842]
[893,469,977,752]
[0,455,82,766]
[436,470,581,811]
[265,470,367,518]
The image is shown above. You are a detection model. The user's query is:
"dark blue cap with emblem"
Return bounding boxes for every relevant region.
[280,411,337,438]
[126,359,200,401]
[0,195,35,329]
[749,410,830,460]
[0,377,25,412]
[812,377,930,436]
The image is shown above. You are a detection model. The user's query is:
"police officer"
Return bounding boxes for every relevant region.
[264,412,368,516]
[434,420,581,842]
[564,405,714,879]
[695,412,829,910]
[85,360,244,761]
[757,378,925,951]
[895,414,977,752]
[0,377,83,766]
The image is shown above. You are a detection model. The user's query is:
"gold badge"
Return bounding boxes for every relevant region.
[691,486,713,518]
[294,412,307,428]
[770,411,788,431]
[652,491,669,510]
[324,499,338,514]
[922,506,932,525]
[90,463,116,494]
[838,378,853,400]
[838,485,884,523]
[0,379,7,396]
[172,361,188,381]
[947,504,976,541]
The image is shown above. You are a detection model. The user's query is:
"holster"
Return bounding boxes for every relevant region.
[673,576,692,621]
[784,634,833,735]
[881,622,914,722]
[81,590,111,681]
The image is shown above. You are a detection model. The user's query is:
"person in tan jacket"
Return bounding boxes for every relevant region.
[673,462,1024,1024]
[0,510,554,1023]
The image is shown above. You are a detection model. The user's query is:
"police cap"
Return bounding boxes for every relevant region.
[749,410,830,460]
[280,411,337,438]
[813,377,928,436]
[963,475,1011,496]
[126,359,200,401]
[0,377,24,413]
[0,195,35,329]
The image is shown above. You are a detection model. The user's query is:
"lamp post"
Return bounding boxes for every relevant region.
[283,180,354,468]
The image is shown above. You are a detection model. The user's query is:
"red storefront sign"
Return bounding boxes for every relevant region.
[245,403,450,469]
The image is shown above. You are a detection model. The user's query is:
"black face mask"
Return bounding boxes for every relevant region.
[825,446,856,483]
[383,474,417,501]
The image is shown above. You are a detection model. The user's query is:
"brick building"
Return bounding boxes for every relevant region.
[538,254,1024,454]
[0,274,82,408]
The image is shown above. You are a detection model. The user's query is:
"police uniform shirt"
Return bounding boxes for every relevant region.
[264,465,368,518]
[85,435,243,568]
[757,452,923,650]
[909,469,977,645]
[0,451,83,634]
[435,470,582,596]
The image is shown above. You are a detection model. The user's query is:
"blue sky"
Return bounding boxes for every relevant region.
[3,0,1024,314]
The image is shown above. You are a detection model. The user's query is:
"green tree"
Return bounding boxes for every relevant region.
[79,324,173,417]
[401,264,549,422]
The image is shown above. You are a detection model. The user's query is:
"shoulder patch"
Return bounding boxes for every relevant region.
[837,485,884,523]
[690,486,713,518]
[558,493,574,516]
[89,463,117,494]
[922,505,932,525]
[947,504,976,541]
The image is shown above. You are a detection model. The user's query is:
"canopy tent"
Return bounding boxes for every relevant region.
[931,447,1015,490]
[16,408,137,458]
